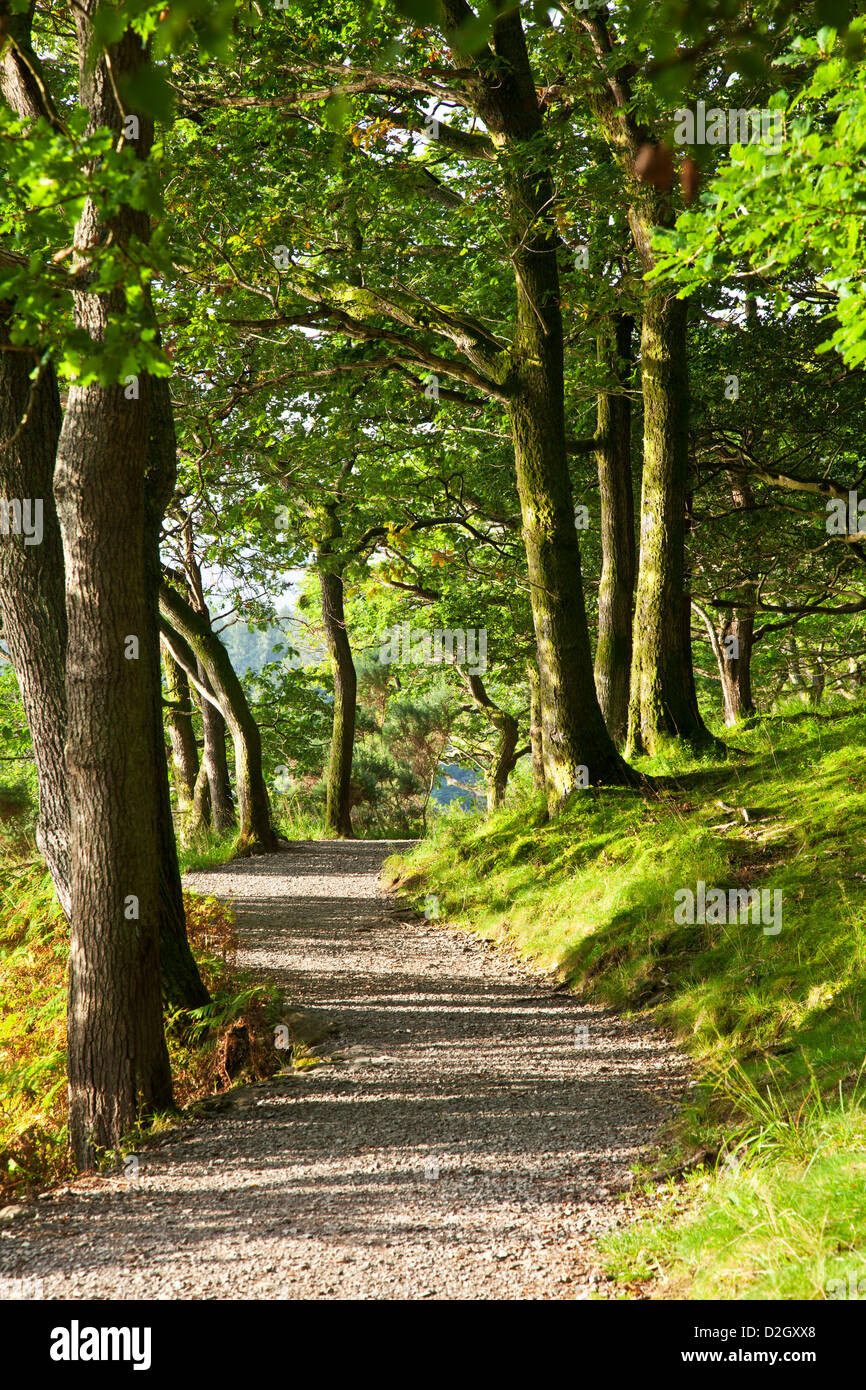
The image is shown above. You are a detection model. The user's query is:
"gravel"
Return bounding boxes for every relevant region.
[0,840,689,1301]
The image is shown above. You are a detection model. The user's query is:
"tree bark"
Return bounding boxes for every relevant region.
[441,5,634,809]
[0,7,71,915]
[719,611,756,723]
[594,314,635,746]
[627,291,714,754]
[1,9,207,1014]
[159,583,277,853]
[462,672,519,812]
[183,544,236,831]
[695,599,756,728]
[146,381,210,1011]
[318,503,356,838]
[0,327,71,914]
[575,16,715,756]
[190,749,212,832]
[162,646,199,823]
[57,14,175,1165]
[198,673,235,831]
[528,661,546,794]
[720,476,757,724]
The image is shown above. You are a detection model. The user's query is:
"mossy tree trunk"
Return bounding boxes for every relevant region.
[182,546,236,833]
[443,4,634,811]
[461,671,520,812]
[626,292,713,755]
[159,583,277,853]
[594,314,636,747]
[527,661,546,794]
[163,649,198,812]
[198,676,235,833]
[318,501,356,839]
[578,18,716,757]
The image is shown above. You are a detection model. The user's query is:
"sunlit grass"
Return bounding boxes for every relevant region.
[387,699,866,1298]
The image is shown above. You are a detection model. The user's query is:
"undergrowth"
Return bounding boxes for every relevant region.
[0,802,285,1199]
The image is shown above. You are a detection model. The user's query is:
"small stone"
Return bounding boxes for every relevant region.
[0,1205,34,1223]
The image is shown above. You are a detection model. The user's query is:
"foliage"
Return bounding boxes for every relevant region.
[651,23,866,367]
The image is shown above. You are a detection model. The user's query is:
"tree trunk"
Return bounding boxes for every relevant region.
[807,652,825,705]
[627,292,714,755]
[162,647,199,817]
[507,324,632,803]
[57,17,175,1165]
[719,611,756,724]
[57,376,174,1164]
[528,661,546,794]
[2,7,206,1023]
[784,633,808,696]
[318,505,356,838]
[163,637,215,851]
[463,672,519,813]
[695,600,756,729]
[577,42,717,757]
[0,9,71,916]
[190,752,212,833]
[594,314,635,746]
[0,326,71,914]
[146,382,210,1011]
[442,4,635,812]
[159,584,277,853]
[182,546,235,831]
[198,674,235,832]
[721,475,757,724]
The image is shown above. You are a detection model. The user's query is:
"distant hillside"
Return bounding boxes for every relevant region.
[219,617,322,676]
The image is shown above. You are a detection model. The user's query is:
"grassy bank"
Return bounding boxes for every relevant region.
[384,703,866,1299]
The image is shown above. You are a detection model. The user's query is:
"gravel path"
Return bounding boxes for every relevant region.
[1,841,689,1301]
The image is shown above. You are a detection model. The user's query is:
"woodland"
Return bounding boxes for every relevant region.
[1,0,866,1305]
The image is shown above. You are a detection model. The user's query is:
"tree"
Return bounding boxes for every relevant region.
[159,581,278,853]
[55,8,175,1166]
[593,314,636,745]
[318,489,358,837]
[0,1,226,1162]
[172,0,635,806]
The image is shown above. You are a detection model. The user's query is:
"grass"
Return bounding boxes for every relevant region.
[177,826,243,874]
[605,1067,866,1299]
[385,700,866,1299]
